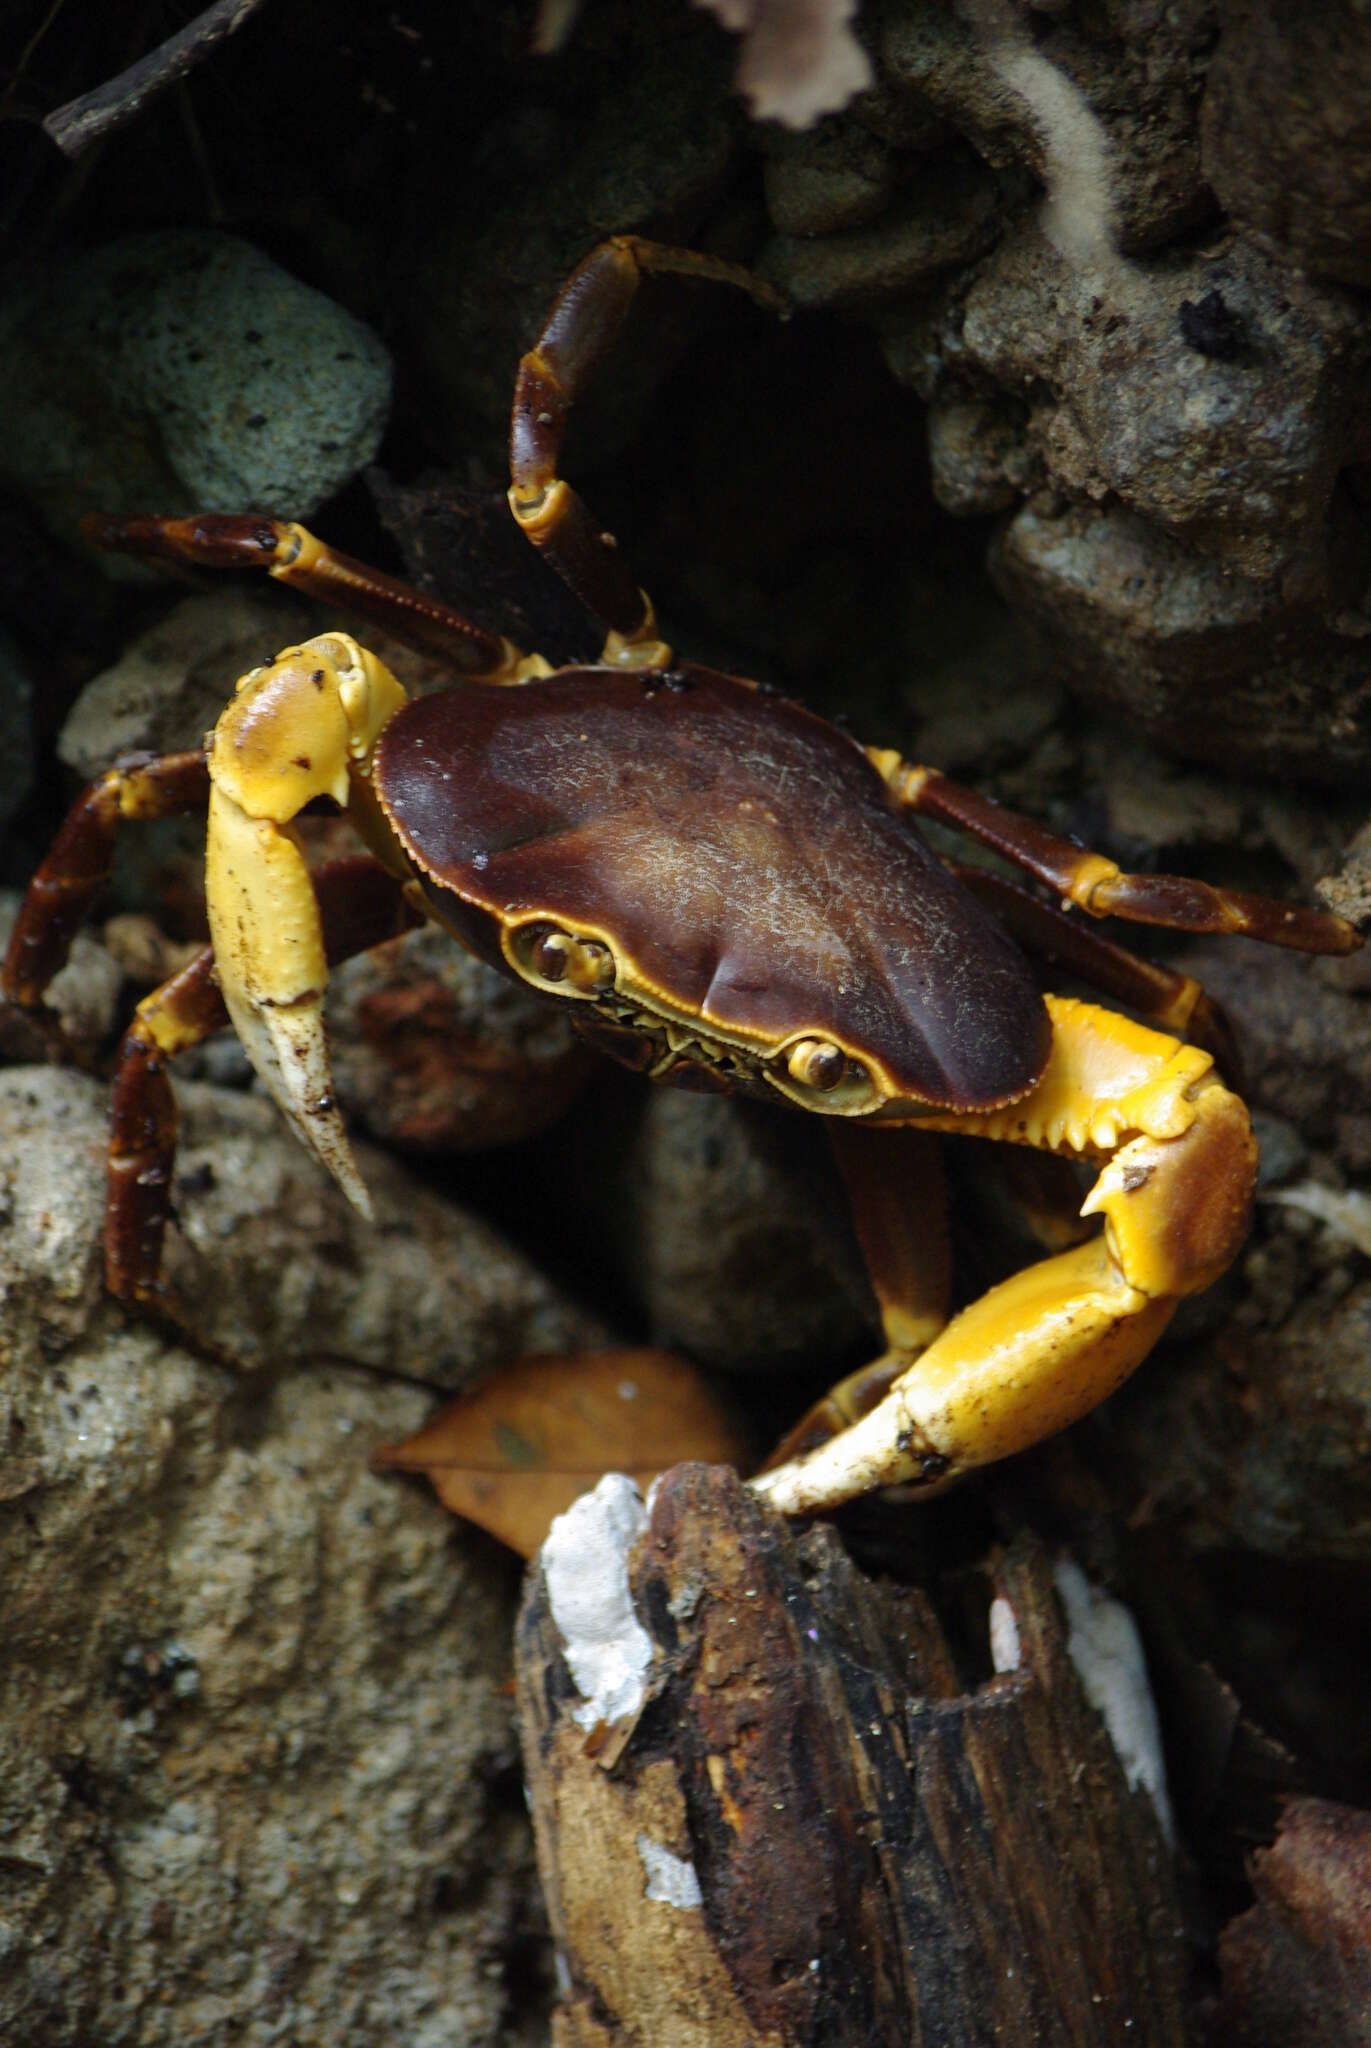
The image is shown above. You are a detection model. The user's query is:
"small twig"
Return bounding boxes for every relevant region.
[43,0,273,159]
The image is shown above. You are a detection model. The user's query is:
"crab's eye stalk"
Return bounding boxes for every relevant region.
[787,1038,846,1092]
[517,922,615,994]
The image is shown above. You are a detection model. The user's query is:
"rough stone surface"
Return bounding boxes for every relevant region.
[0,1065,603,2046]
[0,233,391,555]
[58,589,316,781]
[762,142,1005,308]
[760,116,897,238]
[988,501,1371,782]
[911,231,1371,590]
[326,925,594,1156]
[578,1086,877,1376]
[1216,1798,1371,2045]
[878,0,1214,253]
[746,0,1371,779]
[1203,0,1371,288]
[0,893,123,1056]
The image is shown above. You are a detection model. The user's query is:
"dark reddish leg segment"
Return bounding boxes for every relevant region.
[509,237,786,638]
[2,750,210,1008]
[105,857,422,1310]
[84,513,523,676]
[954,866,1244,1081]
[762,1125,951,1471]
[884,762,1363,956]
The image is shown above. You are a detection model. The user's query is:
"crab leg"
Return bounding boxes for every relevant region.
[762,1124,951,1467]
[752,995,1256,1514]
[873,754,1363,956]
[3,750,210,1009]
[952,864,1243,1079]
[508,236,785,656]
[84,512,535,678]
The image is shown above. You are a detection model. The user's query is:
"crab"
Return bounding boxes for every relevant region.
[4,237,1361,1517]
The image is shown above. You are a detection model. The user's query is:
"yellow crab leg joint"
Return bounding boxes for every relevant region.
[753,996,1257,1515]
[204,635,409,1217]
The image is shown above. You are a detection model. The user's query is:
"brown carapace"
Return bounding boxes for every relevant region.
[4,238,1361,1514]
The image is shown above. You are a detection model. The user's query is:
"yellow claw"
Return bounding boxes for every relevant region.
[753,997,1256,1515]
[204,634,409,1216]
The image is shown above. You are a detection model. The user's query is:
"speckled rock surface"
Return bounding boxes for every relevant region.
[0,233,391,553]
[749,2,1371,779]
[1203,0,1371,289]
[326,925,594,1156]
[57,589,316,781]
[579,1086,877,1376]
[0,1067,603,2046]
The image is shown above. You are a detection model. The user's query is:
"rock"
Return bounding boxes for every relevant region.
[326,924,594,1155]
[1216,1799,1371,2046]
[0,1064,604,2044]
[762,142,1003,309]
[1203,1,1371,289]
[0,233,391,556]
[578,1087,877,1376]
[879,0,1213,253]
[987,500,1371,784]
[929,231,1371,591]
[761,116,896,237]
[58,589,315,779]
[0,893,123,1056]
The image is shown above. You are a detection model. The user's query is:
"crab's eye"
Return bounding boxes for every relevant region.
[520,923,615,992]
[530,927,572,981]
[787,1038,847,1091]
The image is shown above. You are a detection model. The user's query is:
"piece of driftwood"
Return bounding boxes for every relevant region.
[43,0,273,158]
[516,1464,1188,2047]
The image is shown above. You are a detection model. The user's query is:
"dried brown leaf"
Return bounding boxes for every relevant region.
[372,1347,748,1557]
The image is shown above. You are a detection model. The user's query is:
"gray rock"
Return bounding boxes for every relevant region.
[879,0,1214,253]
[1203,0,1371,289]
[0,1065,604,2045]
[938,231,1371,589]
[988,499,1371,783]
[326,923,594,1156]
[762,117,896,237]
[0,233,391,555]
[580,1086,877,1376]
[762,142,1003,309]
[0,892,123,1054]
[59,589,315,779]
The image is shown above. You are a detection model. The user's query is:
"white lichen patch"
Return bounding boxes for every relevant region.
[958,0,1141,305]
[988,1595,1022,1674]
[542,1474,652,1731]
[1054,1559,1174,1844]
[636,1833,704,1910]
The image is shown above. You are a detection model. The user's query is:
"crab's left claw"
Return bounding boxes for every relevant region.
[207,785,371,1215]
[204,634,410,1217]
